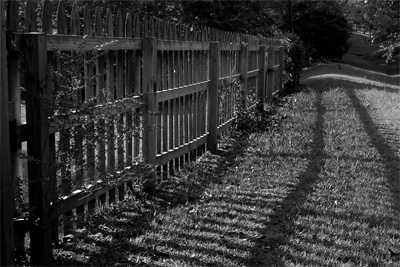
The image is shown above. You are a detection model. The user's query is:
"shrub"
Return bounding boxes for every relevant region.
[293,1,350,62]
[279,32,306,94]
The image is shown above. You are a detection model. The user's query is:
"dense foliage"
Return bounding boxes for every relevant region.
[279,32,306,93]
[179,1,283,37]
[292,1,350,61]
[343,0,399,63]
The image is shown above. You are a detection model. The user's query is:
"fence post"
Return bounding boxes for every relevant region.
[1,1,15,265]
[257,45,266,113]
[208,42,220,153]
[6,0,22,218]
[23,32,53,265]
[279,46,284,97]
[266,46,273,103]
[239,42,248,107]
[142,37,157,194]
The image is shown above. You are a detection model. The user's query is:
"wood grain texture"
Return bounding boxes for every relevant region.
[1,1,15,265]
[208,42,220,152]
[23,32,53,265]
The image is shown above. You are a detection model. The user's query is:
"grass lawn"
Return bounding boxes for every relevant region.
[50,33,400,266]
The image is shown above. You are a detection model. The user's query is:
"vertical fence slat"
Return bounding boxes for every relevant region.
[83,4,96,181]
[258,45,266,112]
[240,43,248,107]
[142,37,157,194]
[94,6,106,176]
[279,46,284,96]
[267,46,273,103]
[6,0,22,218]
[55,0,74,237]
[125,12,133,168]
[105,9,115,174]
[208,42,219,153]
[116,10,125,171]
[71,3,85,189]
[25,0,37,32]
[1,1,15,265]
[133,14,141,158]
[42,0,59,245]
[23,32,53,265]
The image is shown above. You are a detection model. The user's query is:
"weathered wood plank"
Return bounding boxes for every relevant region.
[71,2,85,189]
[47,35,143,51]
[133,14,142,158]
[94,6,106,175]
[247,69,260,78]
[25,0,37,32]
[6,0,22,220]
[258,45,266,110]
[266,46,273,103]
[240,43,249,107]
[105,9,116,174]
[279,46,284,96]
[51,165,139,219]
[142,37,157,193]
[42,0,58,244]
[156,134,208,165]
[125,12,133,166]
[7,34,141,52]
[23,32,53,265]
[208,42,219,153]
[83,4,96,181]
[1,1,15,265]
[116,9,125,170]
[155,81,208,103]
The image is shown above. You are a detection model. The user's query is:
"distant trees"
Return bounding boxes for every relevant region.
[341,0,399,62]
[292,1,350,61]
[362,0,399,62]
[347,0,399,43]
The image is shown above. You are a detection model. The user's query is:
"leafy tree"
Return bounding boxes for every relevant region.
[179,1,283,37]
[292,1,350,61]
[361,0,399,62]
[340,0,399,63]
[361,0,399,40]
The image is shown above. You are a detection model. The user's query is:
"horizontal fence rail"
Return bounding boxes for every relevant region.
[3,0,284,264]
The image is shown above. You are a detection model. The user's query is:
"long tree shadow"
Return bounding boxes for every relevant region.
[346,88,400,221]
[248,89,326,266]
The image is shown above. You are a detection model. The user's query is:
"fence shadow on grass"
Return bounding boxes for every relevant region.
[346,88,400,224]
[305,70,399,221]
[248,89,326,266]
[245,70,399,266]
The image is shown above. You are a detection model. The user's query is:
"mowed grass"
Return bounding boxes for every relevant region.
[52,62,400,266]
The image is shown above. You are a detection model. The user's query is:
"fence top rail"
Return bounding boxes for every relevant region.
[157,39,210,51]
[46,35,143,51]
[220,43,241,51]
[248,44,261,52]
[9,33,143,52]
[9,32,278,53]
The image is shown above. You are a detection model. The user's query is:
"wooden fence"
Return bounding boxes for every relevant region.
[2,0,283,265]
